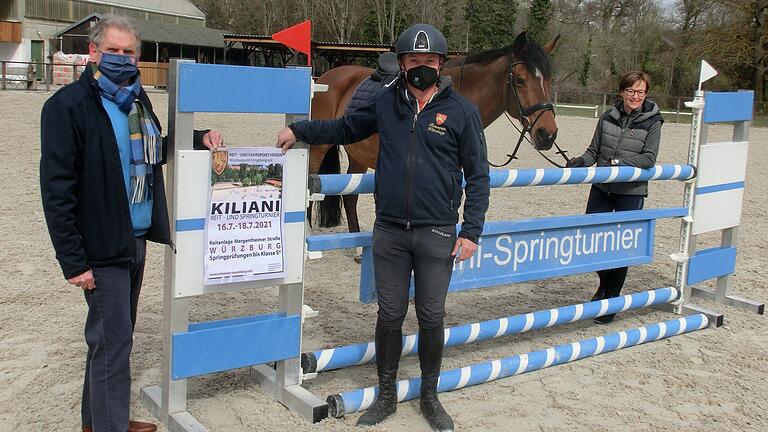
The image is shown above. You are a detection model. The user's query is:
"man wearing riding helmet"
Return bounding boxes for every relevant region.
[277,24,489,431]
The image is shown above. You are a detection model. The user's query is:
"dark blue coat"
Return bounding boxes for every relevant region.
[40,66,208,278]
[290,77,490,242]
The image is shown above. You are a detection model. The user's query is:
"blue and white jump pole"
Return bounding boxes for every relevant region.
[308,164,695,196]
[326,313,709,417]
[302,287,679,374]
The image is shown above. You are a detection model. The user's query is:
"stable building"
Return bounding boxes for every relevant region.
[0,0,214,81]
[55,13,226,85]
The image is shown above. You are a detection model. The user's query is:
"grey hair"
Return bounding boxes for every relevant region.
[89,14,141,52]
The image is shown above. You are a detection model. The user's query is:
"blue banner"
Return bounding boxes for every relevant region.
[356,209,685,303]
[449,220,654,291]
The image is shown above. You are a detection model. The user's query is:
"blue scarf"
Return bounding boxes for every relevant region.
[94,64,163,203]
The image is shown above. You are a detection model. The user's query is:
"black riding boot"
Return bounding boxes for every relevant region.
[592,269,611,301]
[594,267,629,324]
[606,267,628,298]
[418,324,454,432]
[357,324,402,426]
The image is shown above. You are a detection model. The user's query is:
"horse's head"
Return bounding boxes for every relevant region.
[505,32,558,150]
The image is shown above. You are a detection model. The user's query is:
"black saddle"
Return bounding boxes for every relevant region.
[346,52,399,115]
[372,52,400,82]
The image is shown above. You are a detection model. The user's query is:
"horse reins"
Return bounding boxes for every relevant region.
[501,111,570,168]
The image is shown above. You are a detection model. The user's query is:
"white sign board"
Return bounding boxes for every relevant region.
[692,141,748,235]
[204,148,286,284]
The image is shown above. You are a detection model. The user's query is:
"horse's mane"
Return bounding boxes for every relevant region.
[447,34,553,80]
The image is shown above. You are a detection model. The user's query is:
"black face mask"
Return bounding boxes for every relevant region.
[405,64,438,91]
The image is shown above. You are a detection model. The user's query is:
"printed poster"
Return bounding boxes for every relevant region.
[204,147,285,285]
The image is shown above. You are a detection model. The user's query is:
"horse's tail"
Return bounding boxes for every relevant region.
[316,146,343,228]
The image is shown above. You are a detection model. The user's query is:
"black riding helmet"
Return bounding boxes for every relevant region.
[395,24,448,58]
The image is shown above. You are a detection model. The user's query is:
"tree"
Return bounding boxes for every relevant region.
[191,0,231,29]
[579,34,593,86]
[753,0,768,107]
[465,0,519,52]
[316,0,365,42]
[676,0,768,106]
[361,0,411,44]
[525,0,552,43]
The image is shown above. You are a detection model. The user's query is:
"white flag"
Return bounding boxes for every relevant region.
[698,60,718,90]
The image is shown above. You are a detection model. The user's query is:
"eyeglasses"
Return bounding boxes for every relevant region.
[624,89,647,97]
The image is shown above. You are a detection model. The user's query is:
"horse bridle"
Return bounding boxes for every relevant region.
[508,61,555,128]
[493,60,569,168]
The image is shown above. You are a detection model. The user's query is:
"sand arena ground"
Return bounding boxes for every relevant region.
[0,89,766,431]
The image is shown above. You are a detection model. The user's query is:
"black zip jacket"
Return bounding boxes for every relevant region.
[290,76,490,242]
[40,65,208,279]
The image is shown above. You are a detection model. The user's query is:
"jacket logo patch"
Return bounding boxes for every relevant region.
[629,129,636,136]
[428,123,446,136]
[436,113,447,125]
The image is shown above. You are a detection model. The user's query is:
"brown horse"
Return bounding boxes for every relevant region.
[309,32,559,234]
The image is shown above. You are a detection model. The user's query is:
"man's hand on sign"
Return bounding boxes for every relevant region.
[202,130,225,151]
[276,127,297,154]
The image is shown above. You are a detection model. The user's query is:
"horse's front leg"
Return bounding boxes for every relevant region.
[344,155,371,263]
[342,194,361,234]
[341,193,363,263]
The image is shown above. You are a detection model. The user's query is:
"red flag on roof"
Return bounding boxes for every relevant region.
[272,20,312,66]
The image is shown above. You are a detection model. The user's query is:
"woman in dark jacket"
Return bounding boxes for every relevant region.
[566,71,663,323]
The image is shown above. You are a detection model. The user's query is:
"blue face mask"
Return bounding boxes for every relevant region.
[98,51,138,84]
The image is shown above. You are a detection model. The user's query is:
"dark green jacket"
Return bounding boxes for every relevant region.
[580,100,663,196]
